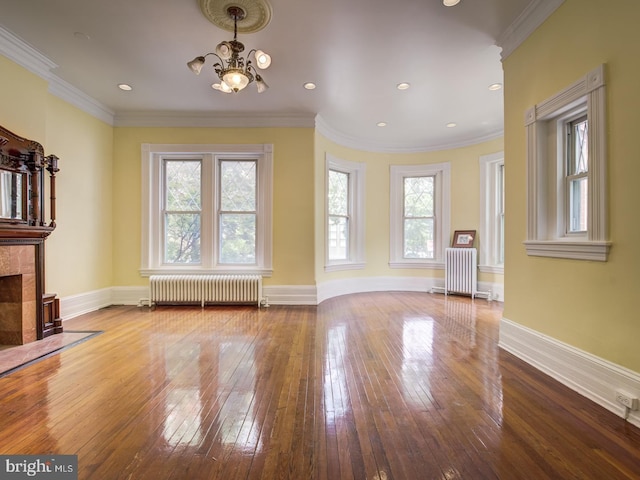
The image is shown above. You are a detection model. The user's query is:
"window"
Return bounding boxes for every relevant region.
[524,64,610,261]
[390,163,450,268]
[566,115,588,234]
[479,152,505,272]
[327,170,349,261]
[325,155,365,271]
[141,144,273,276]
[404,176,435,259]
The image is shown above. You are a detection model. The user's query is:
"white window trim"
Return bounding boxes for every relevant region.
[479,152,504,274]
[325,154,366,272]
[523,64,610,261]
[389,162,450,269]
[140,143,273,276]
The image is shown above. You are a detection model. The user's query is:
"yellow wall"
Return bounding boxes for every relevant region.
[0,57,114,297]
[0,56,47,140]
[112,127,315,287]
[503,0,640,371]
[314,132,504,285]
[44,96,114,296]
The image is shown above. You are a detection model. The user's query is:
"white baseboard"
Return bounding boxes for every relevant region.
[478,281,504,302]
[59,284,317,319]
[500,317,640,428]
[316,276,440,304]
[262,285,317,305]
[61,279,500,317]
[60,288,115,320]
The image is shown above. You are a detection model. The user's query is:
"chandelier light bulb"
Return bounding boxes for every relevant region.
[255,50,271,69]
[223,70,250,92]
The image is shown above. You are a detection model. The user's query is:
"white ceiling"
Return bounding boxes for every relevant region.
[0,0,535,152]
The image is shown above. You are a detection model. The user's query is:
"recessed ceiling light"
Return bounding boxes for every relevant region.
[303,82,316,90]
[377,122,387,127]
[488,83,503,91]
[396,82,410,90]
[443,0,461,6]
[446,122,457,128]
[118,83,132,91]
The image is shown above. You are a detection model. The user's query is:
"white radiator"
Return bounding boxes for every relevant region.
[149,275,263,307]
[444,248,477,298]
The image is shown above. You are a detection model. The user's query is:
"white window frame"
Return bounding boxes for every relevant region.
[325,154,365,272]
[390,162,450,269]
[479,152,505,273]
[140,143,273,276]
[523,64,610,261]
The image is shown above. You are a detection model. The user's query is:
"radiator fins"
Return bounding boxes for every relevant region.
[149,275,262,307]
[444,248,477,298]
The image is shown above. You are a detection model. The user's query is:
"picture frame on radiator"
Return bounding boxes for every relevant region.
[452,230,476,248]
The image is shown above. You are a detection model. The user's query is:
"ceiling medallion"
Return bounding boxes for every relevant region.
[199,0,272,34]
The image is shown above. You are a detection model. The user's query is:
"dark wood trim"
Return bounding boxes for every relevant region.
[0,124,61,343]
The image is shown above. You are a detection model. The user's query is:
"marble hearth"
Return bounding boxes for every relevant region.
[0,245,37,345]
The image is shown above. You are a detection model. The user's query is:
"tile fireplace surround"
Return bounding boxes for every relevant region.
[0,244,37,345]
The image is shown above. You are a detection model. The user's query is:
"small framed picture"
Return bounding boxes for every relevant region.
[452,230,476,248]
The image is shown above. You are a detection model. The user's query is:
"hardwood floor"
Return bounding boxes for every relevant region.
[0,292,638,479]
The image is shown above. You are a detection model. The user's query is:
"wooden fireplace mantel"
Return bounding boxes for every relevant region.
[0,124,61,344]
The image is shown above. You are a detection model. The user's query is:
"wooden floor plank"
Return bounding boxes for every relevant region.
[0,293,639,479]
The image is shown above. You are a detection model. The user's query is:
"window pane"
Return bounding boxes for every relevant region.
[165,213,201,263]
[569,118,588,175]
[220,161,256,212]
[404,177,434,217]
[164,160,201,264]
[569,177,588,232]
[328,170,348,216]
[328,216,348,260]
[165,161,201,211]
[220,213,256,264]
[404,218,434,259]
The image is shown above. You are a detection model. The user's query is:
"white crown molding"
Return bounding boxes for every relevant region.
[315,114,504,154]
[0,25,57,79]
[0,25,115,125]
[114,111,315,128]
[500,317,640,428]
[497,0,565,61]
[48,76,115,125]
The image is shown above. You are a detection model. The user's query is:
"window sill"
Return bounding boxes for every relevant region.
[389,261,445,270]
[479,265,504,274]
[523,240,611,261]
[140,267,274,277]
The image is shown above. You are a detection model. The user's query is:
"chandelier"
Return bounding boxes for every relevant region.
[187,6,271,93]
